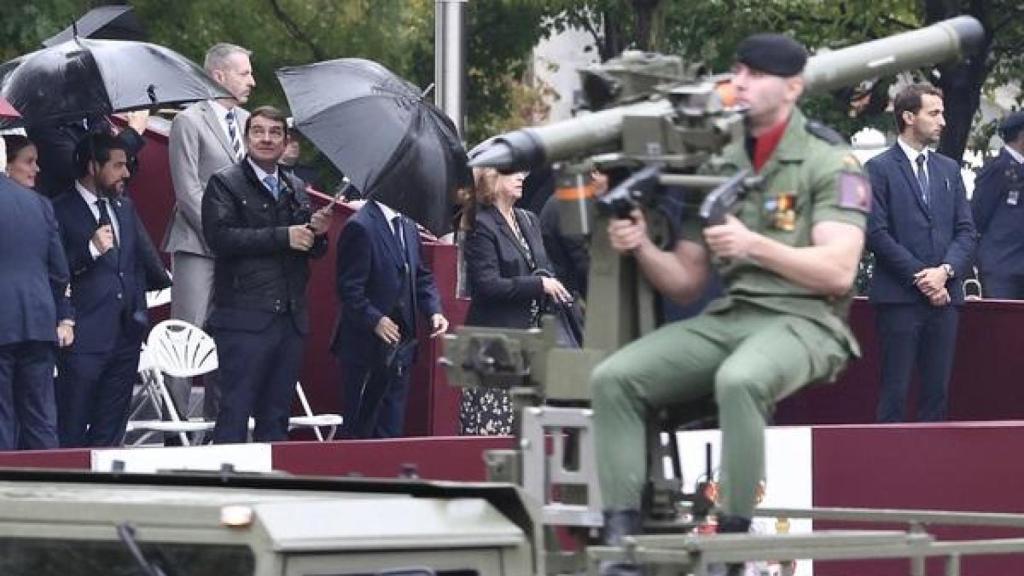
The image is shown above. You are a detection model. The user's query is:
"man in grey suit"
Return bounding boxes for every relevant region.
[163,43,255,423]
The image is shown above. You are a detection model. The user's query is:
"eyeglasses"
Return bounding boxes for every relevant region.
[248,127,286,140]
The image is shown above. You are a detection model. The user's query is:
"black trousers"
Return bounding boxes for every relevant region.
[56,332,141,447]
[212,315,304,444]
[0,341,58,450]
[875,302,959,422]
[339,341,415,439]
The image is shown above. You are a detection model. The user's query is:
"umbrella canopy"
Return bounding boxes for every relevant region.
[0,96,19,119]
[278,58,468,236]
[1,38,229,126]
[43,5,146,47]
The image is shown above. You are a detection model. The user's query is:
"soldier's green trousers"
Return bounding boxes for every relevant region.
[591,302,849,518]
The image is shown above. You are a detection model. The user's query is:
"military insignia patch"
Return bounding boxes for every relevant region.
[766,193,797,231]
[837,171,871,212]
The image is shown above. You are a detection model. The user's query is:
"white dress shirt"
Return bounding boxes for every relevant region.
[897,137,931,182]
[77,182,120,260]
[246,158,281,195]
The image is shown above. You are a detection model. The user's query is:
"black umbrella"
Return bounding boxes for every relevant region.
[277,58,468,236]
[1,38,229,127]
[43,5,146,47]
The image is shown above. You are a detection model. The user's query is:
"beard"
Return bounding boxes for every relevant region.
[96,179,125,198]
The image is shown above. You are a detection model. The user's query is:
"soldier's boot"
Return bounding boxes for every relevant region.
[599,509,643,576]
[717,515,752,576]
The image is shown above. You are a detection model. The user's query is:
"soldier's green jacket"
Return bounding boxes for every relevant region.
[684,108,870,371]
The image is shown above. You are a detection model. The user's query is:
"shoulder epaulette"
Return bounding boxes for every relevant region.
[805,120,847,146]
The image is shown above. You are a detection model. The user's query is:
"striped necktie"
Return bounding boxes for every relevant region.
[915,153,930,205]
[225,109,242,159]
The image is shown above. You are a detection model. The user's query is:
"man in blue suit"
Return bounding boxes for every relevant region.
[972,111,1024,299]
[0,174,73,450]
[331,200,448,438]
[53,133,149,447]
[866,83,976,423]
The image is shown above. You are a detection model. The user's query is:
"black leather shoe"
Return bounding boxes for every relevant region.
[716,515,751,576]
[716,514,751,534]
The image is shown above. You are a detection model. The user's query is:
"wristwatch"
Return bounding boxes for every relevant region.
[941,263,955,278]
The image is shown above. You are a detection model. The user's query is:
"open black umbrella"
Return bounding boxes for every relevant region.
[43,5,146,47]
[1,38,229,127]
[277,58,468,236]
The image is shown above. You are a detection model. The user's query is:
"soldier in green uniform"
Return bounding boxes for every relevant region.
[591,33,871,552]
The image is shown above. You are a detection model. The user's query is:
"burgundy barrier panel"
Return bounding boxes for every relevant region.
[271,436,511,481]
[0,437,514,483]
[776,298,1024,425]
[0,449,90,470]
[812,422,1024,575]
[129,123,470,436]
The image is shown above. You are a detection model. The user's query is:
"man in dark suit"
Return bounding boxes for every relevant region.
[972,111,1024,299]
[52,133,149,447]
[0,174,72,450]
[332,199,448,439]
[866,83,976,423]
[202,106,331,444]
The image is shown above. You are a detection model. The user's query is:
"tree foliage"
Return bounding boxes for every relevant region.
[531,0,1024,163]
[6,0,1022,164]
[0,0,552,152]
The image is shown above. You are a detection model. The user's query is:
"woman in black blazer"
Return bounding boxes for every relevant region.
[459,167,572,435]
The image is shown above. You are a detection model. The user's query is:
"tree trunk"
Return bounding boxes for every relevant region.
[632,0,661,51]
[601,10,627,60]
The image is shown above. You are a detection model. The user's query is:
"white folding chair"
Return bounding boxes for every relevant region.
[145,270,173,309]
[125,320,217,446]
[288,382,343,441]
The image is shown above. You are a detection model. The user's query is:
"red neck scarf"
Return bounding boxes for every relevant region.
[751,116,790,172]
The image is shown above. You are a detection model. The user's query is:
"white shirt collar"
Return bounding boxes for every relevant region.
[897,137,930,169]
[246,158,279,185]
[376,200,399,222]
[1004,145,1024,165]
[75,181,120,236]
[209,99,236,120]
[75,181,100,205]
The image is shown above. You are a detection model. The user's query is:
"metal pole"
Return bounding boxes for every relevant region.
[434,0,467,138]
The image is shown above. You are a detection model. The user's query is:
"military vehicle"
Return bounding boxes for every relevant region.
[0,468,538,576]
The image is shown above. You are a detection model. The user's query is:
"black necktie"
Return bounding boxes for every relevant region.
[392,216,407,258]
[96,198,118,247]
[915,153,930,206]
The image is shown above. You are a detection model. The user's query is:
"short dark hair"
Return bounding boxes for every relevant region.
[3,134,33,164]
[893,83,944,133]
[73,132,128,178]
[244,106,289,136]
